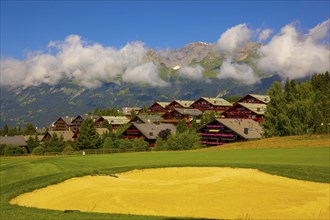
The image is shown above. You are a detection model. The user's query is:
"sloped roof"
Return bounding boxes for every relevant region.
[47,131,76,141]
[132,123,176,140]
[101,116,129,125]
[23,135,44,142]
[96,128,110,136]
[156,102,170,108]
[53,117,73,126]
[248,94,270,104]
[238,103,267,115]
[0,136,27,146]
[173,100,194,107]
[217,119,263,139]
[174,108,203,116]
[122,107,142,115]
[200,97,233,107]
[131,115,162,124]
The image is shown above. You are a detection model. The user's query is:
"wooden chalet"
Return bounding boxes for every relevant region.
[120,123,176,147]
[222,103,267,123]
[51,117,73,131]
[161,108,202,124]
[147,102,170,113]
[191,97,233,112]
[71,115,100,133]
[237,94,270,104]
[0,135,29,152]
[95,116,129,129]
[122,107,142,119]
[129,115,162,124]
[198,119,263,146]
[42,131,77,142]
[166,100,194,110]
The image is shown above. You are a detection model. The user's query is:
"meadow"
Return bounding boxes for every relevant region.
[0,135,329,220]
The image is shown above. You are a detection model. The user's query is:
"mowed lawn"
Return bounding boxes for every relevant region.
[0,136,329,220]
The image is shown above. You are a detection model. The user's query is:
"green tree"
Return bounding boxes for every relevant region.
[27,136,40,152]
[22,123,36,135]
[76,119,102,149]
[130,109,137,119]
[132,138,149,152]
[1,124,9,136]
[43,133,65,152]
[176,119,188,133]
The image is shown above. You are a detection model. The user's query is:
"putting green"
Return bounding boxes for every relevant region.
[10,167,330,219]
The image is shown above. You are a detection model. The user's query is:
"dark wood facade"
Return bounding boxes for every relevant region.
[237,94,270,104]
[191,97,232,112]
[147,102,169,113]
[222,103,266,123]
[52,117,72,131]
[165,100,194,110]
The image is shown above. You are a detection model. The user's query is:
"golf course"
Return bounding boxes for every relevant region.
[1,135,329,220]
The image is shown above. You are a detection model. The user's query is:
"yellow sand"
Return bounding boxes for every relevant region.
[10,167,330,219]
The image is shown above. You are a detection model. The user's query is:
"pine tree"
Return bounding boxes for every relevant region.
[176,119,188,133]
[76,119,101,149]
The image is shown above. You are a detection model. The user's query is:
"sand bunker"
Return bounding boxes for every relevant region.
[11,167,329,219]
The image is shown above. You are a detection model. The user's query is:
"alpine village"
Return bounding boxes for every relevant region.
[0,72,329,155]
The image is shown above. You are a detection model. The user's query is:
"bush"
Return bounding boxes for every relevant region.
[4,145,27,156]
[62,145,74,154]
[32,146,45,155]
[132,138,149,152]
[0,144,7,155]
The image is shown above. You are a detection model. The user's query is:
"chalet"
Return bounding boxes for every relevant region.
[51,117,73,131]
[129,115,162,124]
[120,123,176,147]
[42,131,77,142]
[166,100,194,110]
[191,97,233,112]
[23,135,45,142]
[237,94,270,104]
[95,116,129,129]
[122,107,141,118]
[0,135,29,152]
[222,103,267,123]
[198,119,263,146]
[161,108,203,124]
[147,102,170,113]
[71,115,100,133]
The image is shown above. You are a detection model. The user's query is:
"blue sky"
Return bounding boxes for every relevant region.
[1,1,329,59]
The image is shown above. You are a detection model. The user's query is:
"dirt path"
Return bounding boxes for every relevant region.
[10,167,330,219]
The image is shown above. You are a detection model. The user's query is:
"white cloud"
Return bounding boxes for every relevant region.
[216,24,252,54]
[178,64,204,80]
[217,58,260,85]
[1,35,167,88]
[258,28,273,41]
[257,20,330,80]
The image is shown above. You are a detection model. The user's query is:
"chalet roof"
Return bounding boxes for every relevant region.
[132,123,176,140]
[23,135,44,142]
[0,136,27,146]
[46,131,76,141]
[102,116,130,125]
[238,103,267,115]
[96,128,110,136]
[155,102,170,108]
[174,108,203,116]
[172,100,194,108]
[200,97,233,107]
[248,94,270,104]
[130,115,162,124]
[53,117,73,126]
[216,119,263,139]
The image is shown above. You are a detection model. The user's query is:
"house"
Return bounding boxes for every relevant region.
[51,117,73,131]
[222,103,267,123]
[0,135,29,152]
[23,135,45,142]
[70,115,100,133]
[161,108,203,124]
[236,94,270,104]
[198,119,263,146]
[191,97,233,112]
[95,116,130,130]
[120,123,176,147]
[129,115,162,124]
[42,131,77,142]
[166,100,194,110]
[122,107,142,118]
[96,128,110,136]
[147,102,170,113]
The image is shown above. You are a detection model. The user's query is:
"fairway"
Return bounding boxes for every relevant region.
[1,146,330,220]
[10,167,330,219]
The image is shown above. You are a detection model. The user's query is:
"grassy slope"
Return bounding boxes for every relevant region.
[0,136,329,220]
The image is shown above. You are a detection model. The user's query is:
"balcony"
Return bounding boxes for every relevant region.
[199,133,235,137]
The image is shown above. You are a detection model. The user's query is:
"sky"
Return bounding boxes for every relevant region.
[1,1,329,59]
[1,1,329,88]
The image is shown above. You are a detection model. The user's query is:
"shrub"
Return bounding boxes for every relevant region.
[132,138,149,152]
[32,146,45,155]
[0,144,7,155]
[4,145,27,156]
[62,145,74,154]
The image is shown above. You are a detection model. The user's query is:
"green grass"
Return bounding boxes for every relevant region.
[1,147,329,220]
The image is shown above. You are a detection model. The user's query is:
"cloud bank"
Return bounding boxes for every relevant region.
[1,35,168,88]
[1,19,329,88]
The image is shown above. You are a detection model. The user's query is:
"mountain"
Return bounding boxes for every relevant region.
[0,41,277,128]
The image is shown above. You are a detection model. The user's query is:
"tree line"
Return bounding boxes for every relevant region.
[262,72,329,137]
